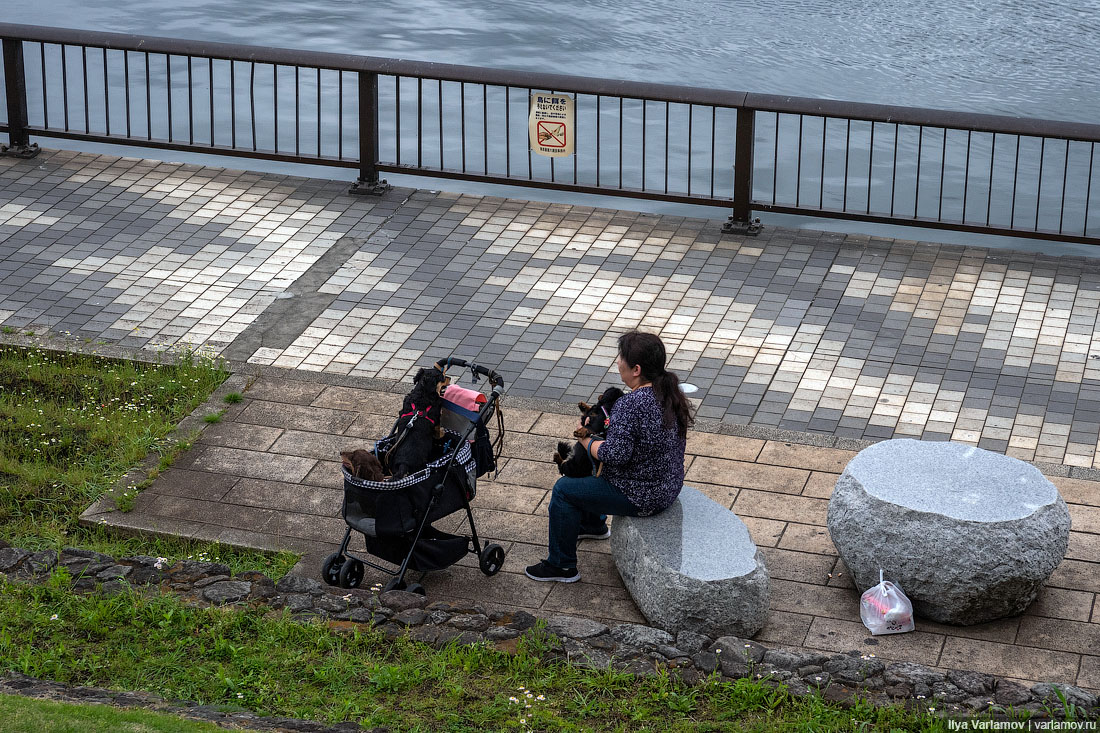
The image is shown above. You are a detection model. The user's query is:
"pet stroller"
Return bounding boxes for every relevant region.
[321,358,507,595]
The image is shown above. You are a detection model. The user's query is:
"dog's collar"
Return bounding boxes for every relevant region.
[401,403,436,424]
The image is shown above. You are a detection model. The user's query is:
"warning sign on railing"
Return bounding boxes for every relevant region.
[529,93,575,158]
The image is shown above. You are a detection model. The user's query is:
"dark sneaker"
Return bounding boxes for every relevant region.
[524,560,580,583]
[578,522,611,540]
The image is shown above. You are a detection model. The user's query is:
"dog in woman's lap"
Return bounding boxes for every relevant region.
[553,387,623,478]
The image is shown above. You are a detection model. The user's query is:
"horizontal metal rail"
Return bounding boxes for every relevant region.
[2,23,1100,244]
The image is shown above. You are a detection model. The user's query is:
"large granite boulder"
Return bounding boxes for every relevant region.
[611,486,769,638]
[828,439,1071,625]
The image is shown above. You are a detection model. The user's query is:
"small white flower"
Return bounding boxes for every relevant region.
[509,696,518,703]
[536,694,545,701]
[49,614,59,621]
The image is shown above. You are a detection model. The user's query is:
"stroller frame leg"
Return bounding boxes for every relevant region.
[389,493,438,588]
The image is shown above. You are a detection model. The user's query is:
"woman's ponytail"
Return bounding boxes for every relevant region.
[618,331,695,439]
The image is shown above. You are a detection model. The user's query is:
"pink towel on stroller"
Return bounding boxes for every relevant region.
[443,385,487,412]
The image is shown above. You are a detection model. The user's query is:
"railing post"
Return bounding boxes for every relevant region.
[1,38,40,159]
[349,70,391,195]
[723,106,760,235]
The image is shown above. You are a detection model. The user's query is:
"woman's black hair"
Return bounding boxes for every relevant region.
[617,330,694,439]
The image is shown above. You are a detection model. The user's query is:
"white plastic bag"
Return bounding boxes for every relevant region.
[860,569,915,635]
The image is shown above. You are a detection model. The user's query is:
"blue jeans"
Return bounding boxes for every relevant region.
[546,474,642,570]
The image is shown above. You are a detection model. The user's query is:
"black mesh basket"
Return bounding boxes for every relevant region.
[342,429,476,537]
[366,527,470,572]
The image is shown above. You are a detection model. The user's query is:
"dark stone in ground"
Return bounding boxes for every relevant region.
[674,630,712,654]
[274,594,314,613]
[202,581,252,605]
[931,681,968,704]
[392,609,428,626]
[193,574,232,589]
[611,623,673,649]
[548,615,608,640]
[314,594,353,613]
[691,651,718,674]
[447,613,490,632]
[506,610,537,631]
[485,626,520,641]
[994,680,1033,707]
[947,670,996,696]
[167,561,232,583]
[379,590,427,611]
[275,576,325,596]
[824,655,885,685]
[1031,683,1098,711]
[61,548,112,563]
[407,626,440,645]
[0,549,30,573]
[97,565,132,580]
[26,551,58,575]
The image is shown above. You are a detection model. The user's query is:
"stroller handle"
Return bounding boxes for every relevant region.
[434,357,505,392]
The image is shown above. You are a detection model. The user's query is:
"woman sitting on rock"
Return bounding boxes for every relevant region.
[525,330,694,582]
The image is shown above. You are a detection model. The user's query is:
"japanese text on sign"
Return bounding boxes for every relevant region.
[529,93,575,158]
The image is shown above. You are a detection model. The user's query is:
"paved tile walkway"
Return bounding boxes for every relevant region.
[2,148,1099,691]
[8,151,1100,467]
[80,372,1100,692]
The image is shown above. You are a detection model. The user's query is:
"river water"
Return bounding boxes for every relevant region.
[23,0,1100,252]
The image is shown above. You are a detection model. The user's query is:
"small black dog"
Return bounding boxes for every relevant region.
[553,387,624,478]
[341,449,385,482]
[386,367,448,479]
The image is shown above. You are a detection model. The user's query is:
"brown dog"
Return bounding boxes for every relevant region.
[341,449,385,482]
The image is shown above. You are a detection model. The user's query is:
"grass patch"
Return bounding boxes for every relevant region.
[0,344,296,578]
[0,693,227,732]
[223,392,243,404]
[0,578,956,732]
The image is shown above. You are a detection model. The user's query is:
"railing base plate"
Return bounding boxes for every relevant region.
[722,215,762,236]
[349,177,392,196]
[1,142,40,159]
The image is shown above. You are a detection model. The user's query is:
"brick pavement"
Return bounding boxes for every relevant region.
[7,150,1100,466]
[79,372,1100,692]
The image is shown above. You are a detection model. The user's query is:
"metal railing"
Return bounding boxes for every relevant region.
[3,23,1100,243]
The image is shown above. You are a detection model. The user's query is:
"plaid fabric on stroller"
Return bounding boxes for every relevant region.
[321,358,506,595]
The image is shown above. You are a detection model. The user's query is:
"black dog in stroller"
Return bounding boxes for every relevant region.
[322,358,507,595]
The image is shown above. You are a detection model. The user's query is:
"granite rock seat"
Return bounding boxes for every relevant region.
[611,486,770,638]
[828,439,1071,626]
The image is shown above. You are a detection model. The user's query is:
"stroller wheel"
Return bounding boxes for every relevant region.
[321,552,344,586]
[405,582,427,596]
[479,544,506,576]
[338,559,365,589]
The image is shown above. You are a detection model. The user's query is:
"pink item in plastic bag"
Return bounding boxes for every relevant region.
[443,384,487,412]
[860,569,915,635]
